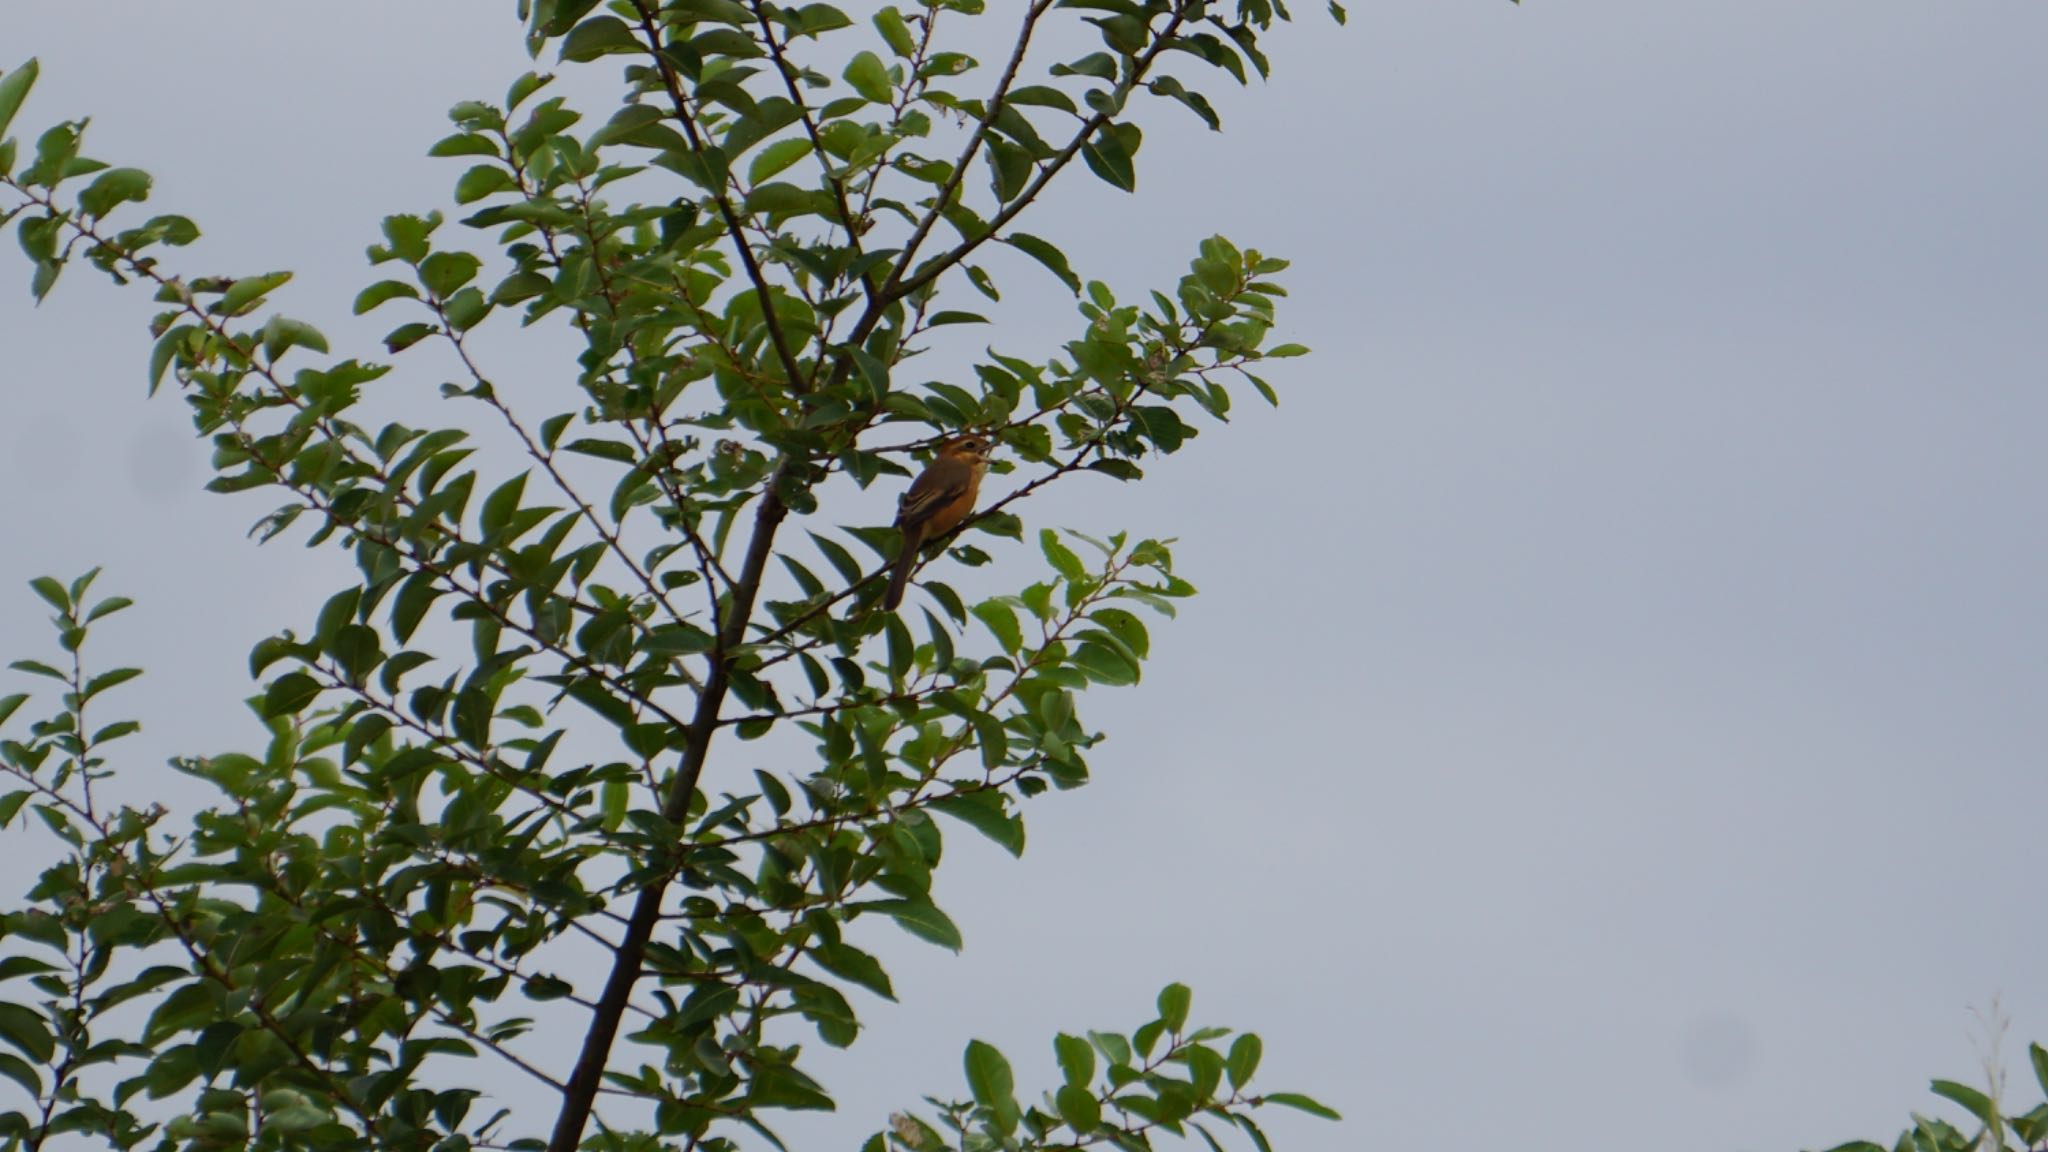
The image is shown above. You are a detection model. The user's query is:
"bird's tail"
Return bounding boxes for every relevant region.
[883,536,919,610]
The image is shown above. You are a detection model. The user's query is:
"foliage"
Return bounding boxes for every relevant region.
[0,3,1356,1150]
[1814,1042,2048,1152]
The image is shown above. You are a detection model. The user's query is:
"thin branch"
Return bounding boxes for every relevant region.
[435,313,692,630]
[629,0,811,395]
[886,0,1058,291]
[749,2,879,310]
[889,10,1193,302]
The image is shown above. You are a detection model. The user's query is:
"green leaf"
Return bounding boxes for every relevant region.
[1082,124,1137,192]
[987,138,1032,201]
[1089,607,1149,660]
[1039,530,1086,581]
[858,897,962,951]
[82,667,141,700]
[931,791,1023,857]
[874,7,918,56]
[1150,75,1221,131]
[77,167,151,218]
[0,1003,54,1063]
[971,599,1022,654]
[1156,982,1190,1032]
[1090,1030,1132,1067]
[2032,1043,2048,1097]
[0,1052,38,1099]
[641,624,714,656]
[454,164,516,204]
[1056,1084,1100,1133]
[559,15,640,62]
[28,576,68,612]
[844,51,893,103]
[745,181,826,216]
[262,672,321,718]
[148,324,191,394]
[1929,1080,1996,1127]
[384,322,435,353]
[216,271,292,317]
[562,437,636,464]
[748,137,812,185]
[1005,232,1080,295]
[480,471,529,536]
[0,956,56,984]
[967,264,1000,301]
[1055,1033,1095,1087]
[390,571,444,644]
[420,251,481,298]
[809,532,866,587]
[0,59,38,143]
[261,316,329,362]
[1225,1033,1262,1089]
[746,1063,836,1112]
[1051,52,1116,82]
[428,131,500,158]
[849,346,891,404]
[1008,85,1079,114]
[964,1040,1019,1134]
[1262,1092,1341,1121]
[1072,641,1138,686]
[813,942,896,1001]
[353,279,419,314]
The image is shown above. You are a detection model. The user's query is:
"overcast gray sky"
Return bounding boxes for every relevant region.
[5,4,2047,1151]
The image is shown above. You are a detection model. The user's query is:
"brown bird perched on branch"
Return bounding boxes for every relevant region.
[884,433,993,611]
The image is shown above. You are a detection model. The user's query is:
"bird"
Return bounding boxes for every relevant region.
[884,433,993,611]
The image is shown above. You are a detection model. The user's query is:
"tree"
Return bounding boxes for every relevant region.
[0,3,1347,1150]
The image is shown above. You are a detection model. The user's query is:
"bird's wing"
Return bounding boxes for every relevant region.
[895,458,970,529]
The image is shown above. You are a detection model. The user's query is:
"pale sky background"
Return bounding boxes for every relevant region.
[5,4,2047,1151]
